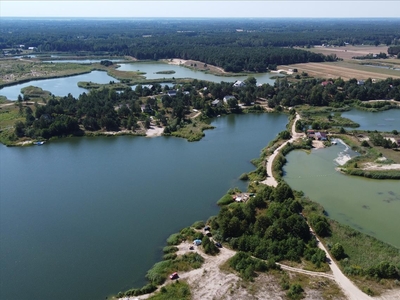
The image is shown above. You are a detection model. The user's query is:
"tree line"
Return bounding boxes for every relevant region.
[2,19,400,71]
[12,75,400,141]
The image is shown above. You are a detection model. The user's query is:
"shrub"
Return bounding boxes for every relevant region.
[287,283,304,299]
[217,194,234,206]
[191,220,205,229]
[331,243,346,260]
[202,235,220,255]
[163,253,177,260]
[163,246,178,254]
[239,173,249,180]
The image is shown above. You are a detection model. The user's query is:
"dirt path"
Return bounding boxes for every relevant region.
[261,113,304,187]
[190,111,202,119]
[313,232,373,300]
[276,263,334,280]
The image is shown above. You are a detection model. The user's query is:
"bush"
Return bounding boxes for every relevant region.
[191,220,205,229]
[287,283,304,299]
[167,233,183,245]
[239,173,249,180]
[331,243,346,260]
[217,194,234,206]
[163,246,179,254]
[163,253,177,260]
[202,235,220,255]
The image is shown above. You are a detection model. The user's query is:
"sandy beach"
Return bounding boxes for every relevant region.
[145,126,164,137]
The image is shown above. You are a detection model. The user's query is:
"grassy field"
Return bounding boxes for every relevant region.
[300,197,400,296]
[0,59,94,87]
[0,102,26,128]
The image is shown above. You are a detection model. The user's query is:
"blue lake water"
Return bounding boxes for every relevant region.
[0,113,288,300]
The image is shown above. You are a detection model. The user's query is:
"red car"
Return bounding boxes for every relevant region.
[170,272,179,280]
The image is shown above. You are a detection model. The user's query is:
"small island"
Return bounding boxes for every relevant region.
[155,70,176,74]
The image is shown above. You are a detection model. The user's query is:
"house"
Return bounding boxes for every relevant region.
[167,90,177,97]
[211,99,222,107]
[397,140,400,147]
[28,47,36,51]
[140,104,153,113]
[315,132,327,141]
[321,81,333,87]
[233,80,245,88]
[223,95,236,103]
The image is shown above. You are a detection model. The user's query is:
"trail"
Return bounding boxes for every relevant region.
[261,112,304,187]
[260,112,373,299]
[313,232,373,300]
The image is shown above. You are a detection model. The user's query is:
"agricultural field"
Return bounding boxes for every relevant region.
[298,45,390,61]
[279,61,400,81]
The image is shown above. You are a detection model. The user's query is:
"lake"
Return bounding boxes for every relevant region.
[43,59,124,64]
[283,140,400,249]
[0,61,278,101]
[342,108,400,131]
[117,62,279,84]
[0,113,288,300]
[0,70,119,100]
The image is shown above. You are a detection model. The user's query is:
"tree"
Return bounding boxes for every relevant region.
[331,243,346,260]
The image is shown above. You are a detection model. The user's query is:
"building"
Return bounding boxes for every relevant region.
[211,99,222,107]
[223,95,236,103]
[233,80,245,88]
[167,90,177,97]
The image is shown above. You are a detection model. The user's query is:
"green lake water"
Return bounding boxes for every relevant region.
[283,141,400,248]
[0,113,288,300]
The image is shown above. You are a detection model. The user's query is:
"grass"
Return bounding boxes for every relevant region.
[333,133,400,179]
[300,197,400,296]
[146,252,204,285]
[0,60,94,88]
[170,119,214,142]
[0,103,26,128]
[325,221,400,270]
[148,280,191,300]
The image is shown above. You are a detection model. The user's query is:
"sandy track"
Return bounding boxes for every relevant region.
[311,232,373,300]
[261,113,304,187]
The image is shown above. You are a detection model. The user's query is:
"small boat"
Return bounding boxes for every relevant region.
[34,141,45,145]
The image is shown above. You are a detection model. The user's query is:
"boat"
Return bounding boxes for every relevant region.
[34,141,45,145]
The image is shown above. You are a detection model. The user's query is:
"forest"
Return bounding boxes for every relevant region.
[2,18,400,71]
[11,75,400,142]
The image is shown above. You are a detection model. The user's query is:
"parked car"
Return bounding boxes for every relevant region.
[170,272,179,280]
[215,242,222,248]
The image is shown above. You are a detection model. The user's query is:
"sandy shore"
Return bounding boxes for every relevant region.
[312,140,325,149]
[166,58,228,75]
[146,126,164,137]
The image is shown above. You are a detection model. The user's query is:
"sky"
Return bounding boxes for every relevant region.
[1,1,399,18]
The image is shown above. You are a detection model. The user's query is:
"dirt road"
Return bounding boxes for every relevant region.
[261,113,304,187]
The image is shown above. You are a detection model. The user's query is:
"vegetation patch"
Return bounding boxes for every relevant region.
[147,280,191,300]
[155,70,176,74]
